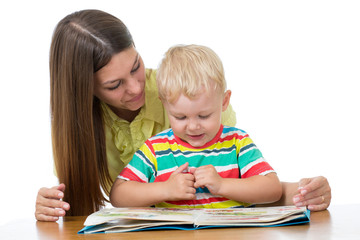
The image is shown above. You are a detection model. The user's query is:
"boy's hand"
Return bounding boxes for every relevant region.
[190,165,223,195]
[165,162,196,201]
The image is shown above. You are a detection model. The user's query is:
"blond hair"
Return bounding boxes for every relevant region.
[156,44,226,103]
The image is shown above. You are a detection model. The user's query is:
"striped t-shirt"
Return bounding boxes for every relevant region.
[119,125,275,208]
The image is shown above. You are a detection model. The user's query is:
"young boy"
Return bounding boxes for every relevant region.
[110,44,282,208]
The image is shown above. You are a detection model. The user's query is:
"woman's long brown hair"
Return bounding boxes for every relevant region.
[49,9,133,216]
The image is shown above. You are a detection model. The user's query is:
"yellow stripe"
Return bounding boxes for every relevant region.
[155,200,252,208]
[236,136,254,155]
[152,139,239,152]
[139,144,158,171]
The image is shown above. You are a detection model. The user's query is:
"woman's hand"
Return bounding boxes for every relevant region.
[35,183,70,221]
[293,176,331,211]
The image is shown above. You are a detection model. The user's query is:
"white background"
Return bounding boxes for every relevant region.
[0,0,359,225]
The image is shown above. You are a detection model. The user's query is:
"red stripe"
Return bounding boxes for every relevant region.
[218,133,249,144]
[242,162,273,178]
[166,196,230,206]
[150,137,177,145]
[149,131,249,150]
[218,168,239,178]
[154,172,172,182]
[155,168,239,182]
[145,140,156,156]
[119,168,147,183]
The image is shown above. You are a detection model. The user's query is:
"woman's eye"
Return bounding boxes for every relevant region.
[131,62,141,74]
[108,81,122,90]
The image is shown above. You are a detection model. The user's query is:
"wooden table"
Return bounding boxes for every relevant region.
[1,204,359,239]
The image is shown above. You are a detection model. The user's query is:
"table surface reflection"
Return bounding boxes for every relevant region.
[1,204,359,240]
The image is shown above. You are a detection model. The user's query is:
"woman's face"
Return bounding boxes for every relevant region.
[94,46,146,116]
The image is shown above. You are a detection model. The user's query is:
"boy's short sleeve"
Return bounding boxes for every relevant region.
[221,104,236,127]
[118,141,157,183]
[235,131,275,178]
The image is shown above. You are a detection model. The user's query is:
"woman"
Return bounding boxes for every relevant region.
[35,9,331,221]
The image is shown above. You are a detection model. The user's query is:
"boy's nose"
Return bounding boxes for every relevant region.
[187,119,200,130]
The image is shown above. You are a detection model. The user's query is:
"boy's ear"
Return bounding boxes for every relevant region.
[222,90,232,112]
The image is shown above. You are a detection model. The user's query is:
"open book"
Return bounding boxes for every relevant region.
[78,206,310,234]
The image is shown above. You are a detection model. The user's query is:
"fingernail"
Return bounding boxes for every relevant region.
[58,209,65,215]
[58,192,64,198]
[295,202,303,207]
[301,189,307,195]
[293,196,300,203]
[63,203,69,209]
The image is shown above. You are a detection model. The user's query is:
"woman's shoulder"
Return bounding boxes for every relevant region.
[145,68,158,93]
[146,68,156,81]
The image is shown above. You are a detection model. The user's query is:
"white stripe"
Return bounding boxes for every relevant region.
[157,164,238,179]
[125,165,149,182]
[173,149,236,158]
[259,170,275,176]
[135,151,155,171]
[157,148,236,158]
[214,164,238,173]
[158,151,175,158]
[195,192,222,200]
[241,158,266,176]
[157,166,178,176]
[238,145,257,157]
[149,129,175,141]
[220,127,247,138]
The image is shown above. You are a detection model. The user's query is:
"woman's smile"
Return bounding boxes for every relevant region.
[127,91,144,103]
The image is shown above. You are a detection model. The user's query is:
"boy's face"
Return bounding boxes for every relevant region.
[163,87,231,147]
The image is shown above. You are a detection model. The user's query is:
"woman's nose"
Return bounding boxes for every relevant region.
[126,77,142,95]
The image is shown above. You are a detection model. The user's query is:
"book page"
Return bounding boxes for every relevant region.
[194,206,307,226]
[80,206,308,234]
[84,207,202,226]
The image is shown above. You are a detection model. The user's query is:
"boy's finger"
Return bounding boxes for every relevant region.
[189,167,196,174]
[173,162,189,174]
